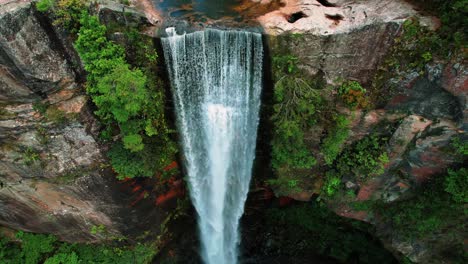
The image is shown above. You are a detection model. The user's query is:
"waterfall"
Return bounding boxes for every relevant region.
[162,28,263,264]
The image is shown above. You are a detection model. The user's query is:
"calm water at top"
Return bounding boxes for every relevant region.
[154,0,284,24]
[156,0,239,19]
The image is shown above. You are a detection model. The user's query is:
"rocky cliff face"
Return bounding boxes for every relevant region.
[261,1,467,263]
[0,0,167,243]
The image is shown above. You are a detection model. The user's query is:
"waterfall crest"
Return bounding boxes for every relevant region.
[162,28,263,264]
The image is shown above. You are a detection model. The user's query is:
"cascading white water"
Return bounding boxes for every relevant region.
[162,28,263,264]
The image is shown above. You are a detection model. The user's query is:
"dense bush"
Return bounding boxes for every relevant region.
[35,0,87,32]
[73,11,176,179]
[36,0,54,12]
[0,231,155,264]
[270,55,323,171]
[322,171,341,197]
[321,114,350,165]
[338,81,368,109]
[335,134,389,181]
[445,168,468,203]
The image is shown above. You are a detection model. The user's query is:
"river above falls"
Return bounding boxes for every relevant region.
[154,0,284,25]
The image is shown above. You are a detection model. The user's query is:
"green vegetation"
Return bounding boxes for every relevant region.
[270,54,322,171]
[265,202,396,263]
[36,0,54,12]
[322,171,341,197]
[22,147,41,166]
[444,168,468,203]
[409,0,467,51]
[266,177,301,195]
[35,0,88,32]
[0,230,155,264]
[72,11,176,179]
[375,168,466,241]
[321,114,350,165]
[338,81,368,109]
[32,100,48,115]
[335,134,389,181]
[33,1,176,179]
[372,0,467,105]
[451,135,468,156]
[16,231,56,264]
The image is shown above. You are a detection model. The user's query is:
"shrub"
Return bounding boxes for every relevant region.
[93,64,147,123]
[109,138,176,179]
[338,81,368,109]
[53,0,88,32]
[74,11,176,178]
[16,231,56,264]
[335,134,389,180]
[36,0,54,12]
[271,120,316,170]
[270,71,322,170]
[1,231,156,264]
[323,171,341,197]
[22,147,41,165]
[321,114,350,165]
[272,55,299,75]
[451,135,468,156]
[445,168,468,203]
[44,252,79,264]
[266,177,302,195]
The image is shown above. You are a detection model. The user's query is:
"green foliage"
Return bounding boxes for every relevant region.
[377,171,466,241]
[271,120,316,170]
[109,138,177,179]
[90,224,106,235]
[451,135,468,156]
[74,13,126,87]
[74,11,176,179]
[411,0,467,50]
[270,63,323,170]
[93,64,147,123]
[266,177,302,195]
[44,252,79,264]
[0,231,155,264]
[0,235,22,264]
[445,168,468,203]
[53,0,88,32]
[272,55,299,75]
[36,0,54,12]
[16,231,56,264]
[124,29,159,67]
[338,80,368,109]
[321,114,350,165]
[32,100,48,115]
[22,146,41,165]
[335,134,389,180]
[265,202,396,263]
[122,134,144,152]
[323,171,341,197]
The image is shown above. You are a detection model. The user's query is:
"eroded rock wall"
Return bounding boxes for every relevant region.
[264,1,467,262]
[0,0,164,243]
